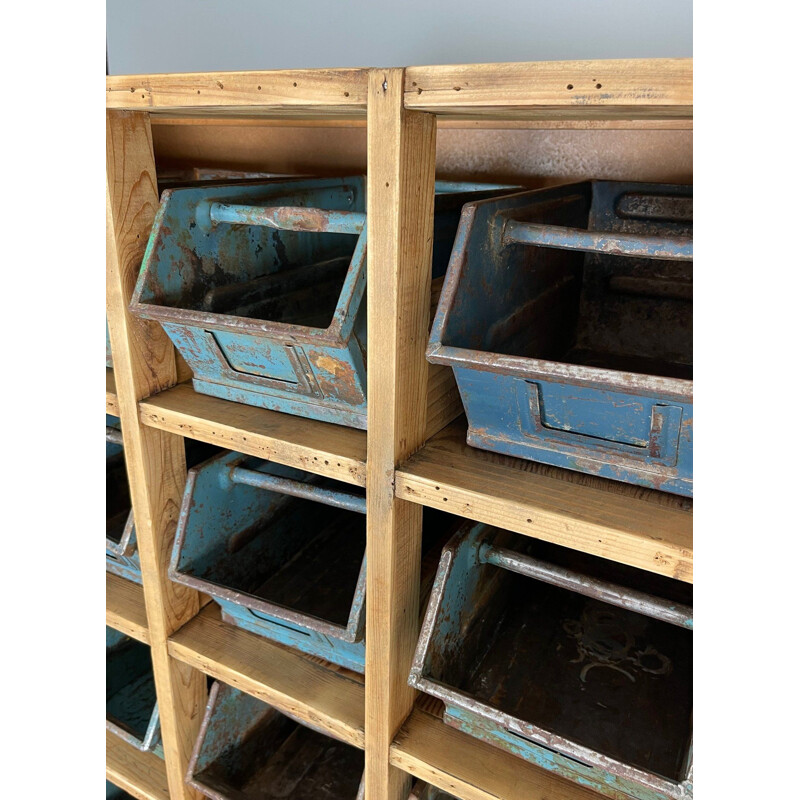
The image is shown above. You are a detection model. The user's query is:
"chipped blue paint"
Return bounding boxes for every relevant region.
[409,525,693,800]
[130,177,518,428]
[106,627,163,758]
[170,450,369,672]
[428,180,693,496]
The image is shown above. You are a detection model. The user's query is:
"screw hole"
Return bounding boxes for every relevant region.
[596,83,602,89]
[526,518,532,523]
[344,91,349,97]
[566,84,573,90]
[293,82,297,87]
[257,85,262,90]
[385,181,389,187]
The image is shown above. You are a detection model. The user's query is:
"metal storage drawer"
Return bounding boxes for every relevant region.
[410,525,693,800]
[428,181,693,496]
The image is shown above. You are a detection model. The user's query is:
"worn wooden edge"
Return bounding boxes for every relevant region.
[106,368,119,415]
[168,604,366,749]
[106,572,150,644]
[107,69,368,114]
[106,731,171,800]
[139,383,367,486]
[405,58,692,120]
[390,708,602,800]
[396,421,693,582]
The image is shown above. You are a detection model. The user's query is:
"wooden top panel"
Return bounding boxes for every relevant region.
[106,731,170,800]
[396,420,693,582]
[168,605,366,749]
[106,573,149,644]
[405,59,692,120]
[107,69,368,116]
[139,383,367,486]
[391,707,602,800]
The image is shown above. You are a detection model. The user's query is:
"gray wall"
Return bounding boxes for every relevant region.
[107,0,692,75]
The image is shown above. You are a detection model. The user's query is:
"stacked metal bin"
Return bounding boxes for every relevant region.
[130,177,515,428]
[106,627,162,758]
[170,449,457,672]
[187,681,365,799]
[428,180,693,496]
[409,524,693,800]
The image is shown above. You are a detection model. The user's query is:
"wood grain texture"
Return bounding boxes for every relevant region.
[365,68,437,800]
[106,368,119,415]
[107,573,149,644]
[169,605,366,749]
[396,420,693,582]
[405,59,692,120]
[106,730,170,800]
[107,69,368,115]
[390,709,602,800]
[106,110,205,800]
[139,383,367,487]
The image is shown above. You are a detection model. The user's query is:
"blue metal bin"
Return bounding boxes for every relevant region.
[428,181,693,496]
[187,681,365,800]
[130,177,516,429]
[409,525,693,800]
[106,416,140,585]
[106,627,162,757]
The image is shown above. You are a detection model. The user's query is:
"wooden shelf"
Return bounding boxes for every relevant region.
[168,604,366,749]
[106,573,149,643]
[106,368,119,415]
[139,383,367,487]
[396,419,693,582]
[106,69,368,118]
[405,59,692,123]
[106,731,170,800]
[391,702,602,800]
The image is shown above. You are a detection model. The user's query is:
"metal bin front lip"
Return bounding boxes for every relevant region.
[106,701,161,754]
[409,529,693,800]
[169,453,366,644]
[106,510,136,559]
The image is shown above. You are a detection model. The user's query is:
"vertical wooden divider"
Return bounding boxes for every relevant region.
[106,110,206,800]
[365,69,437,800]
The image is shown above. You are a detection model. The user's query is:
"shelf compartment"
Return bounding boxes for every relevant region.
[107,368,119,415]
[106,573,149,644]
[106,730,170,800]
[168,603,365,749]
[391,703,603,800]
[405,59,692,123]
[139,382,367,486]
[396,420,692,582]
[106,69,368,118]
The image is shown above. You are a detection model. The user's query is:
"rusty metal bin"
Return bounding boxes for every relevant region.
[171,450,455,672]
[106,627,162,757]
[428,181,693,496]
[106,782,136,799]
[130,177,516,429]
[410,525,693,800]
[106,420,218,585]
[409,782,458,800]
[187,681,365,799]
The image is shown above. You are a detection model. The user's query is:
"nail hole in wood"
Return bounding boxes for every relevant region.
[293,82,298,87]
[566,84,573,90]
[596,83,602,89]
[344,91,349,97]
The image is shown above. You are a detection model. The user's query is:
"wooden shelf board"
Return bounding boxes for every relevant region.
[405,59,692,122]
[168,604,366,749]
[106,69,368,116]
[106,731,170,800]
[106,572,149,644]
[396,419,693,582]
[391,704,602,800]
[106,368,119,415]
[139,383,367,487]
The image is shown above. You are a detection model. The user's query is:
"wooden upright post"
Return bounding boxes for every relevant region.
[106,110,206,800]
[365,68,437,800]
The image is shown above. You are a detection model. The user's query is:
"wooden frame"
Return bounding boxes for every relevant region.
[106,59,692,800]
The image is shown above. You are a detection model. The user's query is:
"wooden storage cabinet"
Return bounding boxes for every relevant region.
[106,60,692,800]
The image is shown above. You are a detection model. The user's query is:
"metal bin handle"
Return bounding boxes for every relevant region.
[229,465,367,515]
[209,203,366,235]
[478,542,692,630]
[502,218,693,261]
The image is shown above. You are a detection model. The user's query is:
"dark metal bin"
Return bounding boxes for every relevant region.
[130,177,516,429]
[187,681,365,800]
[106,416,140,585]
[410,525,693,800]
[106,627,162,757]
[428,181,693,496]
